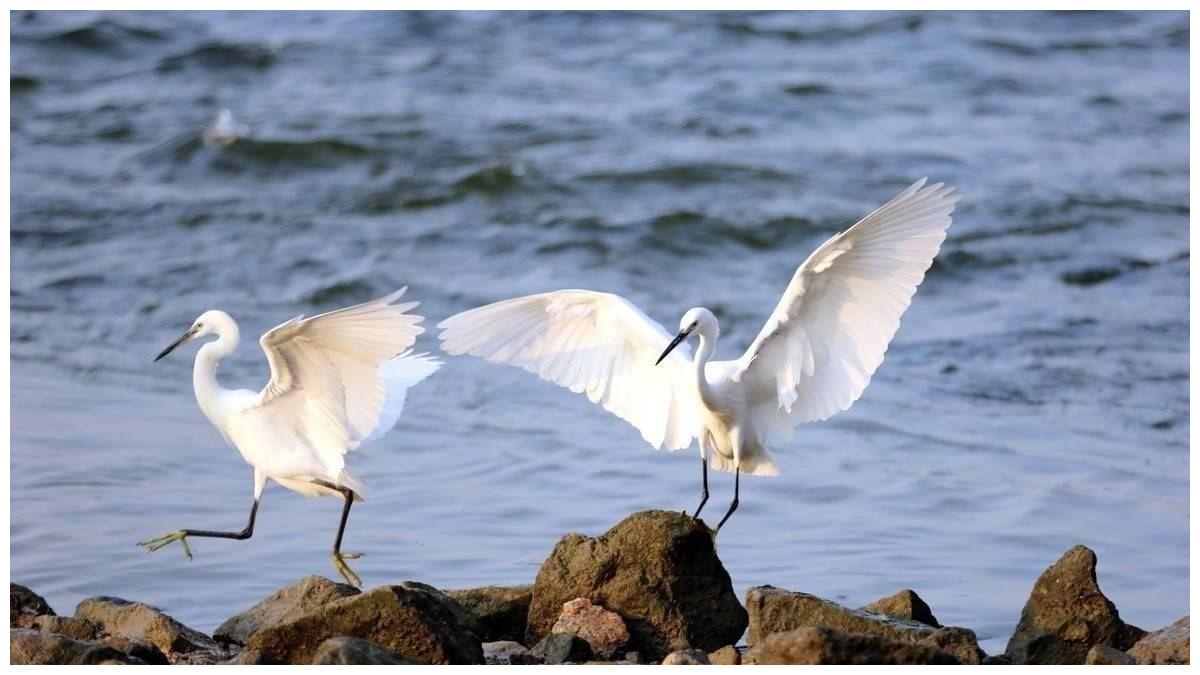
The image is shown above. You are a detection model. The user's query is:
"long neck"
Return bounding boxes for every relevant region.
[193,328,238,423]
[693,329,720,410]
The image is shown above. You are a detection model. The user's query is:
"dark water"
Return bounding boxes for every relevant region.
[10,11,1188,653]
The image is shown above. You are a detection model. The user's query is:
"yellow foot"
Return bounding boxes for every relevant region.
[332,552,363,587]
[137,531,193,560]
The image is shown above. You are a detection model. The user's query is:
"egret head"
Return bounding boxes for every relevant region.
[656,307,717,365]
[154,310,236,362]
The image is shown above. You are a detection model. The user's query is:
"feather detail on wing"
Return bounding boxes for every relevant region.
[733,178,957,445]
[254,288,428,480]
[438,290,699,450]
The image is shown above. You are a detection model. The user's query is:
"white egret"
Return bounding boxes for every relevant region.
[139,288,440,586]
[438,179,956,531]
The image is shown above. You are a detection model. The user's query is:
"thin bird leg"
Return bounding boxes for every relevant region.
[137,498,260,560]
[715,468,740,533]
[691,458,710,520]
[330,486,363,587]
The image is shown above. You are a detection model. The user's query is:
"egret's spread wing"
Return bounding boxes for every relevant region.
[256,288,429,464]
[438,290,699,450]
[734,178,957,442]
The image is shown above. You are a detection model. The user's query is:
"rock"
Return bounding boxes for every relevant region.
[220,648,277,665]
[101,635,169,665]
[31,615,98,641]
[745,586,936,646]
[756,626,961,665]
[10,628,144,665]
[624,650,642,664]
[395,581,481,640]
[662,648,710,664]
[74,596,218,656]
[531,632,593,664]
[918,627,985,665]
[709,644,741,665]
[1003,545,1146,664]
[483,640,542,665]
[10,583,54,628]
[446,584,532,643]
[551,597,630,659]
[862,589,941,627]
[246,584,483,664]
[526,510,747,660]
[981,654,1012,665]
[214,575,359,646]
[1085,644,1139,665]
[1127,615,1188,664]
[310,636,425,664]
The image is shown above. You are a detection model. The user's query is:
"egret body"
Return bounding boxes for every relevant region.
[438,179,957,530]
[140,288,440,585]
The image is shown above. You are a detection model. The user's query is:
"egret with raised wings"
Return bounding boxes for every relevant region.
[139,288,440,586]
[439,179,956,531]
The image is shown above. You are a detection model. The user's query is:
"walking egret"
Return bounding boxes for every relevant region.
[139,288,440,586]
[438,179,956,531]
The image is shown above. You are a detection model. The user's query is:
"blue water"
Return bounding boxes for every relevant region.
[10,11,1188,654]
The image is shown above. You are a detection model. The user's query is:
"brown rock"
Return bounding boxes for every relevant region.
[709,644,741,665]
[31,615,98,641]
[1003,545,1146,664]
[662,648,710,664]
[757,626,961,665]
[1085,644,1139,665]
[745,586,935,646]
[526,510,747,661]
[863,589,941,627]
[1127,615,1188,664]
[10,583,54,629]
[101,635,170,665]
[551,597,630,659]
[74,596,218,656]
[246,584,483,664]
[310,636,426,664]
[531,632,593,664]
[10,628,144,665]
[919,627,985,665]
[446,584,532,643]
[214,575,359,645]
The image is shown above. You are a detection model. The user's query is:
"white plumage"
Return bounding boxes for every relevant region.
[140,288,439,585]
[439,179,956,528]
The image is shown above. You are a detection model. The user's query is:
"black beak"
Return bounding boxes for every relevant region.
[656,329,691,366]
[155,327,197,363]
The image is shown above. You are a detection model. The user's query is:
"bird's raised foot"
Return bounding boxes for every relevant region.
[331,552,363,587]
[137,530,194,560]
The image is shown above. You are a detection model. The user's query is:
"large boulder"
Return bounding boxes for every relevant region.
[10,583,54,629]
[862,589,941,627]
[310,636,426,664]
[1003,545,1145,664]
[551,597,630,659]
[526,510,747,660]
[10,628,144,665]
[74,596,219,656]
[246,584,483,664]
[746,586,936,646]
[1127,615,1188,664]
[756,626,961,665]
[214,576,359,645]
[445,584,532,643]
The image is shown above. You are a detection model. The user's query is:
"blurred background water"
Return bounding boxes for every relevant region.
[10,11,1189,652]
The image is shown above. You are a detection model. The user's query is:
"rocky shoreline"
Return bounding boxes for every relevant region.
[10,510,1189,665]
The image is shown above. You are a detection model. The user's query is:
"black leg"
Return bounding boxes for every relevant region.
[323,484,363,587]
[333,487,354,555]
[138,498,260,559]
[691,458,710,520]
[715,467,740,532]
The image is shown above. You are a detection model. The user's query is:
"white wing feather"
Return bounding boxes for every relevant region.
[438,290,699,450]
[733,178,957,445]
[254,288,428,481]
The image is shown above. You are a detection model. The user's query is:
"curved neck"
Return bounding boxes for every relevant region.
[693,328,720,410]
[193,327,238,422]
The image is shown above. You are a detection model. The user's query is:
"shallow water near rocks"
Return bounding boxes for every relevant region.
[10,11,1188,655]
